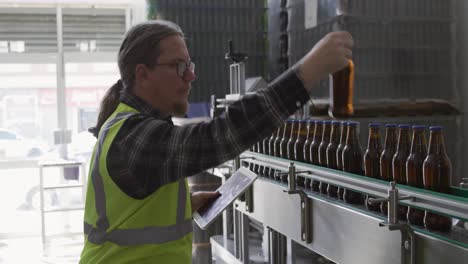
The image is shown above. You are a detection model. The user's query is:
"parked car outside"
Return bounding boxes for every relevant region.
[0,128,49,159]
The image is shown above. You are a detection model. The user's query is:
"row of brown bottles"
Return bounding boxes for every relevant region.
[364,124,452,231]
[248,121,453,232]
[251,119,359,203]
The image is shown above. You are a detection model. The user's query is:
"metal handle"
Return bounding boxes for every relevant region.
[284,189,312,244]
[275,163,309,190]
[275,170,309,176]
[375,181,416,264]
[368,181,413,225]
[369,195,413,204]
[281,163,312,244]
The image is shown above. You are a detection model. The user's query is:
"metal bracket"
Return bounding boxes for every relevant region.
[369,182,415,264]
[234,156,254,212]
[275,165,309,186]
[245,185,254,213]
[281,163,312,244]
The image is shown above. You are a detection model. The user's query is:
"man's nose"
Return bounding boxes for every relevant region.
[184,70,196,82]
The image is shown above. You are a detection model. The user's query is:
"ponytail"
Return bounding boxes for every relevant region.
[89,80,123,138]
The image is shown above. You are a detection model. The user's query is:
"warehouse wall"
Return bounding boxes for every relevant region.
[147,0,267,103]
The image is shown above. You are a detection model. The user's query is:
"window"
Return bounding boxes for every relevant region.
[0,3,142,259]
[0,9,57,53]
[10,41,25,53]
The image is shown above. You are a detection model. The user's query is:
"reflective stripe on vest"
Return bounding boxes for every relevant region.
[84,112,191,246]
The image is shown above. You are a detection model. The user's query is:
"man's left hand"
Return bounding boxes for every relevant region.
[191,191,221,213]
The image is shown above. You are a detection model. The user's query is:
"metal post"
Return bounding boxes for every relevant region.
[268,228,287,264]
[388,181,399,224]
[81,162,87,207]
[237,62,246,95]
[233,205,241,259]
[286,238,296,264]
[39,166,46,253]
[279,163,313,244]
[55,5,69,159]
[221,173,229,248]
[370,182,415,264]
[229,62,246,95]
[240,212,250,263]
[287,163,295,192]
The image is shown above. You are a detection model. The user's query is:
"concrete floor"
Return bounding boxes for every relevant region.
[0,167,84,263]
[0,235,83,264]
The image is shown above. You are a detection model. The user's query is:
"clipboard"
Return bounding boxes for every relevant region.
[193,166,257,230]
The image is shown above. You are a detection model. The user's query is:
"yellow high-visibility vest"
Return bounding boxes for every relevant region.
[80,102,192,264]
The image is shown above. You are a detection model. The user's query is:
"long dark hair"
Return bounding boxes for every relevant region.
[89,20,183,138]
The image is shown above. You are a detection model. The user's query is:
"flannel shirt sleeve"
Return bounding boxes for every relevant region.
[114,69,311,197]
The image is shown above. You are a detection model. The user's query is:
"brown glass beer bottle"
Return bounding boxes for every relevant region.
[392,124,411,220]
[294,120,308,186]
[423,126,452,231]
[337,121,348,199]
[380,124,397,215]
[295,120,308,162]
[279,120,293,182]
[274,124,285,158]
[287,120,299,161]
[303,120,315,188]
[280,120,293,160]
[319,120,332,194]
[364,123,382,211]
[406,125,426,225]
[309,120,323,191]
[342,121,365,204]
[329,60,354,118]
[326,121,341,198]
[264,130,277,178]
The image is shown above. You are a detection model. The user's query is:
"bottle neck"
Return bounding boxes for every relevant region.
[410,130,427,154]
[283,123,292,139]
[314,124,323,141]
[396,128,410,152]
[322,123,331,141]
[367,127,382,151]
[306,123,315,140]
[339,125,347,145]
[330,124,341,144]
[289,122,299,139]
[383,128,397,151]
[277,125,284,138]
[297,123,308,139]
[270,131,276,140]
[346,126,359,146]
[428,131,447,155]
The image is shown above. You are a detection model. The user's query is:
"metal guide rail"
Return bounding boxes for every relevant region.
[229,151,468,264]
[241,151,468,222]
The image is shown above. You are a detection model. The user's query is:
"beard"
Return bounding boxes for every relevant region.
[171,100,189,117]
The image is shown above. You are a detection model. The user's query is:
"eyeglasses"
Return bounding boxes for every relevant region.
[155,61,195,78]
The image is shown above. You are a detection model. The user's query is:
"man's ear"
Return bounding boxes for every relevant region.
[135,64,149,84]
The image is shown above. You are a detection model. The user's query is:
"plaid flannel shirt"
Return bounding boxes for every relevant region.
[106,69,310,199]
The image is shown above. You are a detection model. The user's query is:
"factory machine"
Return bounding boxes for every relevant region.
[209,152,468,264]
[207,43,468,264]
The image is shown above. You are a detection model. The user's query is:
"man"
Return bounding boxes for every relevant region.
[81,20,352,263]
